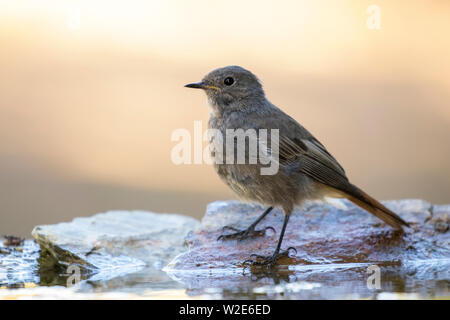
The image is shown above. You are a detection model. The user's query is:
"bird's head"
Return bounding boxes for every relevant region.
[185,66,265,111]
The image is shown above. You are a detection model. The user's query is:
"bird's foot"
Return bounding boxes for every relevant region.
[217,225,275,241]
[244,247,297,268]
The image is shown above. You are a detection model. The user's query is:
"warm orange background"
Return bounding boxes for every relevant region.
[1,1,449,236]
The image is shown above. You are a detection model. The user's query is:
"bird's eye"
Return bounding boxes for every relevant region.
[224,77,234,86]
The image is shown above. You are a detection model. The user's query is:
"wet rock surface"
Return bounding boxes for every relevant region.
[1,200,449,299]
[165,200,450,298]
[30,210,200,287]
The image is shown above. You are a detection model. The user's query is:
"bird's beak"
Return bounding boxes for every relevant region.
[185,81,219,91]
[185,81,206,89]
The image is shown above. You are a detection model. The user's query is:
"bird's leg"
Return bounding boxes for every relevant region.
[245,213,296,267]
[218,207,275,241]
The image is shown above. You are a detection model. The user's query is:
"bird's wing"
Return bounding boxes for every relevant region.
[276,135,350,190]
[278,135,345,174]
[256,107,350,191]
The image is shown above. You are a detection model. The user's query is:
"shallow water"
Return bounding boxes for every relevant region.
[1,239,448,299]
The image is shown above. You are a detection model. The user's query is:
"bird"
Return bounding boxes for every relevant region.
[185,65,409,267]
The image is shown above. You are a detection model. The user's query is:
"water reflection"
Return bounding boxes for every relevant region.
[1,238,448,299]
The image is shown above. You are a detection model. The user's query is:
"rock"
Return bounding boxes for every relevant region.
[431,205,450,233]
[31,210,200,283]
[164,199,450,298]
[3,200,449,299]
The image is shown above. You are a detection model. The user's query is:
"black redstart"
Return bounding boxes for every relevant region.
[185,65,409,267]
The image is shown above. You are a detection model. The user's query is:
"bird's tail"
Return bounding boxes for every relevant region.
[339,184,409,230]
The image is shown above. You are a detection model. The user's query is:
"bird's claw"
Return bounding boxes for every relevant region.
[243,247,297,268]
[217,225,275,241]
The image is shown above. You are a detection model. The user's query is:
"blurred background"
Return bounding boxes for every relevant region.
[1,0,449,236]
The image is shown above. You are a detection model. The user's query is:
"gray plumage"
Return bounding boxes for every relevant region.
[186,66,409,267]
